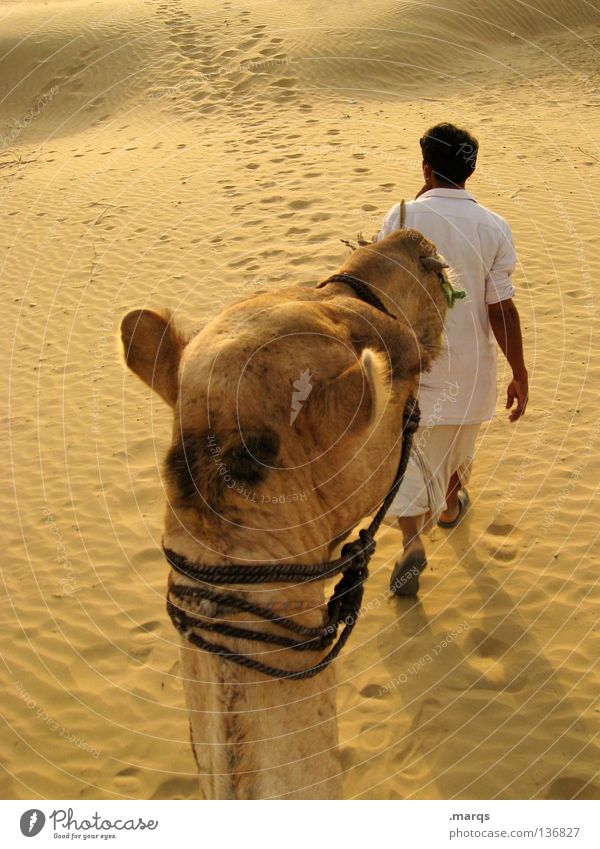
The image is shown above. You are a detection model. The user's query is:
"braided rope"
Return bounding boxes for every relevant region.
[165,396,420,680]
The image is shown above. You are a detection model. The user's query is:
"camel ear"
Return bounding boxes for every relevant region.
[377,321,432,380]
[120,309,186,407]
[298,349,390,444]
[420,254,448,273]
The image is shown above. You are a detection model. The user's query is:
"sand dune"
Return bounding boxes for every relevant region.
[1,0,599,799]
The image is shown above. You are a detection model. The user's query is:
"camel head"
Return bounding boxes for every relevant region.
[120,232,451,566]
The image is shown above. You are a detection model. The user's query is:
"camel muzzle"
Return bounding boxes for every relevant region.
[164,394,421,681]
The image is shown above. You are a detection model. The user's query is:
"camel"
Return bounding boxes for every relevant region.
[120,227,451,799]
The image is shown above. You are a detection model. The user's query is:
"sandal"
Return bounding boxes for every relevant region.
[390,551,428,596]
[437,488,470,529]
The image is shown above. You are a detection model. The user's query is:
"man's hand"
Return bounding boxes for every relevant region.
[506,372,528,421]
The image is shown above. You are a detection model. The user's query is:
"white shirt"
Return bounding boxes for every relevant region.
[376,188,516,425]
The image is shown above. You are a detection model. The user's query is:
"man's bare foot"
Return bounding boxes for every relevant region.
[390,540,427,596]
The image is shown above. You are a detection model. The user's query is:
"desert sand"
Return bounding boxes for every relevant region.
[1,0,599,800]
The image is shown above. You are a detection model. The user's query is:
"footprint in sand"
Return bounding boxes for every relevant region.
[359,683,387,700]
[114,771,141,795]
[288,198,312,210]
[545,776,600,799]
[482,521,522,563]
[339,746,358,771]
[151,777,197,799]
[463,627,527,692]
[270,78,298,92]
[466,627,510,659]
[138,620,161,633]
[129,643,153,664]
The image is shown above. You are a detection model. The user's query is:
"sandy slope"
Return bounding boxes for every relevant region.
[1,0,599,799]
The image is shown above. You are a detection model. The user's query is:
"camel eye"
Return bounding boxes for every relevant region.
[222,430,280,485]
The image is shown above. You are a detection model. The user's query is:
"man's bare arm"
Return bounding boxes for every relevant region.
[488,298,528,421]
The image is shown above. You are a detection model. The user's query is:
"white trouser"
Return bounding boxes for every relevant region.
[387,423,481,527]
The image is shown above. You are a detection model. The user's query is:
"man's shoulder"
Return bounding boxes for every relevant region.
[380,201,402,227]
[408,193,509,228]
[385,201,402,216]
[383,195,512,239]
[469,199,511,233]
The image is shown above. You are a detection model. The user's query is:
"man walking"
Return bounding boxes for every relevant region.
[375,122,528,596]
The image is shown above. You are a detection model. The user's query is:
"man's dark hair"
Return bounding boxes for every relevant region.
[420,123,478,186]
